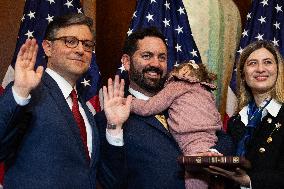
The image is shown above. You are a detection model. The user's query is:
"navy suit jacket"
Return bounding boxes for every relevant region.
[95,85,233,189]
[96,111,186,189]
[228,104,284,189]
[0,73,100,189]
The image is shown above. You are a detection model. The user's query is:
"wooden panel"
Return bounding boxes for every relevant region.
[233,0,252,27]
[0,0,24,83]
[83,0,96,28]
[96,0,136,84]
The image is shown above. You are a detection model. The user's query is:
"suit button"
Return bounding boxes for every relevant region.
[259,147,265,153]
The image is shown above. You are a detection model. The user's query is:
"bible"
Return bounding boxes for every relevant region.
[178,156,251,172]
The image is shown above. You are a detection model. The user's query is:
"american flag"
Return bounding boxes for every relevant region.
[225,0,284,130]
[1,0,101,113]
[118,0,201,75]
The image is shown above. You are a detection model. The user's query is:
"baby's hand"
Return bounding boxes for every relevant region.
[191,150,223,157]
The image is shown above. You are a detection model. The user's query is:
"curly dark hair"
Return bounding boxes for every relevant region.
[122,27,167,57]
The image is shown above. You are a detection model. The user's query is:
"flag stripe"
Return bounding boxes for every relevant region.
[0,86,4,95]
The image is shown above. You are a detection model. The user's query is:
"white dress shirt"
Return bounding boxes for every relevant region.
[239,99,281,125]
[128,87,150,100]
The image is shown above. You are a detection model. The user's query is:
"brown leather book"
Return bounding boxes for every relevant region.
[178,156,251,172]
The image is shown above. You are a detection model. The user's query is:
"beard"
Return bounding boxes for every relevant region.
[129,61,166,94]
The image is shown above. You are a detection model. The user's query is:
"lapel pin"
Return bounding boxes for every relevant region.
[275,123,282,129]
[267,137,272,143]
[259,147,265,153]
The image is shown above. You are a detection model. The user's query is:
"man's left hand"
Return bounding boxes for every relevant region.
[205,166,251,187]
[103,75,132,134]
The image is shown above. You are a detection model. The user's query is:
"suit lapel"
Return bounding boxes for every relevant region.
[80,98,100,166]
[41,73,89,162]
[254,105,284,138]
[135,114,173,139]
[125,90,173,139]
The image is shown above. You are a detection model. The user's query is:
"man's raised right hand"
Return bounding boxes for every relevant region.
[13,38,44,98]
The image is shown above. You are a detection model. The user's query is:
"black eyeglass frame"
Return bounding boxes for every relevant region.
[49,36,95,52]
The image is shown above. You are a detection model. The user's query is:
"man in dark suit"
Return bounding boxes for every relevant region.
[95,27,233,189]
[0,14,101,188]
[96,27,184,189]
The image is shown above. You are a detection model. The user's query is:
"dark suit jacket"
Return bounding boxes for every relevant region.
[0,73,100,189]
[95,91,233,189]
[96,111,185,189]
[228,104,284,189]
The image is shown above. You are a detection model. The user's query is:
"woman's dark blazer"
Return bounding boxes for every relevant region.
[228,104,284,189]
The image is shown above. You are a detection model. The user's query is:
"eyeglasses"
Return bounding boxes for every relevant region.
[50,36,95,52]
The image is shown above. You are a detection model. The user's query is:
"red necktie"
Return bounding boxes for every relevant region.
[70,89,90,161]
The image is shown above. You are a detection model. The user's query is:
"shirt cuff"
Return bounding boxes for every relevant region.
[12,86,31,106]
[240,180,252,189]
[208,148,221,154]
[106,129,124,146]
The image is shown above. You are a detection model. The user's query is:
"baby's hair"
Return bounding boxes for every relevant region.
[171,61,216,83]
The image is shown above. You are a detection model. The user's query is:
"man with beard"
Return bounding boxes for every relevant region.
[95,27,185,189]
[95,27,232,189]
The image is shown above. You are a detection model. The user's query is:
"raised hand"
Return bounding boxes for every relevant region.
[13,38,44,98]
[103,75,132,132]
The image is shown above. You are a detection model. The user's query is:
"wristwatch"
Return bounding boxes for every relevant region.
[106,123,117,129]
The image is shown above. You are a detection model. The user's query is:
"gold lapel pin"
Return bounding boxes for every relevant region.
[267,137,272,143]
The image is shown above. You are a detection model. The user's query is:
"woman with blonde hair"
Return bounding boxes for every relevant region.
[209,40,284,189]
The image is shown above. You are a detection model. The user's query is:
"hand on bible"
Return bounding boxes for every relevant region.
[191,151,223,157]
[13,38,44,98]
[205,166,251,187]
[103,75,132,133]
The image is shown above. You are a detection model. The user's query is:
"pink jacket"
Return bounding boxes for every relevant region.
[131,76,222,155]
